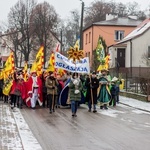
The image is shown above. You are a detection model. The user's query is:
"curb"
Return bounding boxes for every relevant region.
[119,102,150,113]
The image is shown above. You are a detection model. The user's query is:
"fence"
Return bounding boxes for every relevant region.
[110,67,150,96]
[124,76,150,95]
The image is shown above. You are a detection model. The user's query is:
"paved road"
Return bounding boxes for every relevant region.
[21,104,150,150]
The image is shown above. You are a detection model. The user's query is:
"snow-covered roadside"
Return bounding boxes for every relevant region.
[13,108,43,150]
[120,96,150,112]
[0,104,23,150]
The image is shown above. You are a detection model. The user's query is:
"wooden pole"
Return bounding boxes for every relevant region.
[52,80,55,110]
[89,74,94,109]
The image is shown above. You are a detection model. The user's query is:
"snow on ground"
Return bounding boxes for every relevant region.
[1,95,149,149]
[0,105,23,150]
[96,96,150,118]
[97,108,125,118]
[13,108,43,150]
[0,103,43,150]
[131,109,150,114]
[120,96,150,113]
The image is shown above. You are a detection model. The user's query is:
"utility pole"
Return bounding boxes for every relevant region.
[149,6,150,19]
[60,29,63,53]
[80,0,84,50]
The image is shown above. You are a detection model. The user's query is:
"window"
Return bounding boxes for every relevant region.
[89,32,91,43]
[115,30,124,41]
[148,46,150,59]
[85,34,88,44]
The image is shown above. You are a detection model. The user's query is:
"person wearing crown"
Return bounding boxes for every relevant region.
[97,69,111,110]
[25,71,43,109]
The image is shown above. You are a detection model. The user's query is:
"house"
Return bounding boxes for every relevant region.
[0,31,13,68]
[0,29,61,68]
[83,14,142,69]
[108,18,150,77]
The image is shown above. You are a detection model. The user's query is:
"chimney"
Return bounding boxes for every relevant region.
[106,14,118,21]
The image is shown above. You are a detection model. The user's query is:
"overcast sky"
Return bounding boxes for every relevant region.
[0,0,149,23]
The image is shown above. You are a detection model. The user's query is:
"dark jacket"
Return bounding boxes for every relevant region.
[0,79,3,89]
[110,83,117,96]
[85,77,99,103]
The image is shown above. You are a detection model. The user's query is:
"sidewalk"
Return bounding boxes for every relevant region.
[0,101,23,150]
[120,96,150,113]
[0,101,42,150]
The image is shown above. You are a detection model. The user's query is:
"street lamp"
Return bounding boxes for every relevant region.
[79,0,84,50]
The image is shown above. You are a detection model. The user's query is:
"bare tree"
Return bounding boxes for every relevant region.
[8,29,21,67]
[107,1,118,14]
[63,9,80,50]
[8,0,37,64]
[84,0,111,28]
[30,1,60,64]
[84,0,146,28]
[126,2,139,15]
[116,2,127,17]
[126,2,146,20]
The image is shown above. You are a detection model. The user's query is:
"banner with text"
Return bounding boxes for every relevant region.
[55,52,90,74]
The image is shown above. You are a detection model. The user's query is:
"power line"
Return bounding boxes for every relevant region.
[98,26,114,35]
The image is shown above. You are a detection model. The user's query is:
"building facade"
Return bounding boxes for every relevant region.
[83,14,142,69]
[109,19,150,77]
[0,31,13,68]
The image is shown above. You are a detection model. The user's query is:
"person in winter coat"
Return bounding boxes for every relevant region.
[116,79,122,104]
[45,71,59,114]
[109,77,118,107]
[16,76,26,109]
[10,72,20,109]
[85,71,99,113]
[41,71,47,108]
[0,79,4,101]
[68,73,82,117]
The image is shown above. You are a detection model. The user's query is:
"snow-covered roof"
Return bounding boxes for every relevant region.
[93,17,141,27]
[83,17,142,31]
[117,18,150,44]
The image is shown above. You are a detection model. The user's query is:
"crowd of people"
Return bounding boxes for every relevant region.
[0,68,122,117]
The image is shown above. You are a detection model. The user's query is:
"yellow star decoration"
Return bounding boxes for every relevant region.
[67,47,84,63]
